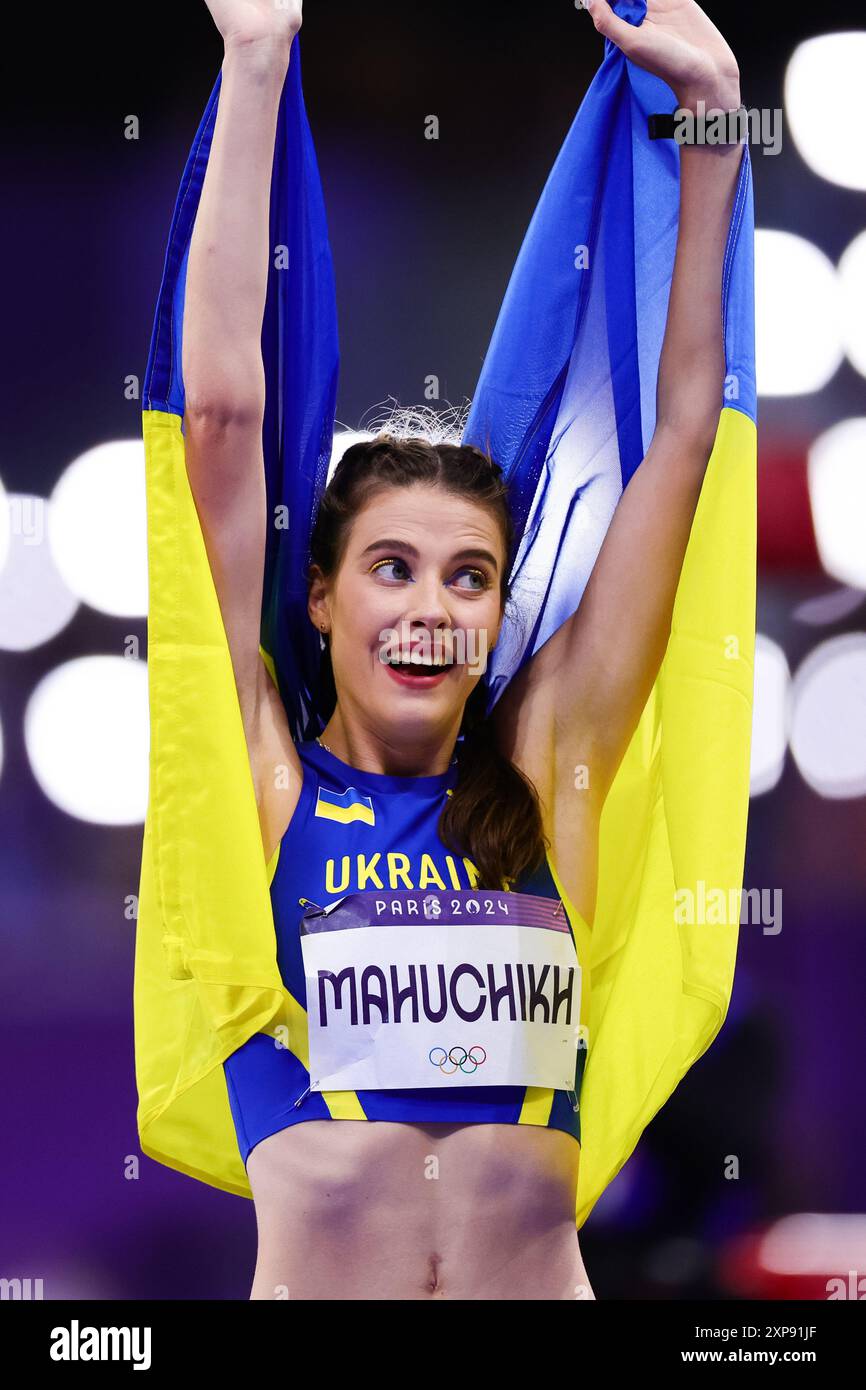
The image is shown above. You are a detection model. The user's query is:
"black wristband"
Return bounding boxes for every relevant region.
[648,105,748,144]
[648,111,678,140]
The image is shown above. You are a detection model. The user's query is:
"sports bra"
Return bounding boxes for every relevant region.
[222,738,590,1167]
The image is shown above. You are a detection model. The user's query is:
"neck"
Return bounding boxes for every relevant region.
[317,715,459,777]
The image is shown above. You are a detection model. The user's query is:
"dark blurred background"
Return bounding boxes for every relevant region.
[1,1,864,1299]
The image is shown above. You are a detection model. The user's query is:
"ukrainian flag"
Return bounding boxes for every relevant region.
[135,2,755,1232]
[463,1,756,1227]
[134,39,339,1199]
[314,786,376,828]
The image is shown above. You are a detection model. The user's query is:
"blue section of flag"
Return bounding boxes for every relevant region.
[141,38,340,744]
[460,0,755,713]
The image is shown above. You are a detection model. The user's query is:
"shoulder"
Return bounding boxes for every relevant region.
[490,654,605,871]
[250,653,304,862]
[253,650,302,779]
[490,656,557,814]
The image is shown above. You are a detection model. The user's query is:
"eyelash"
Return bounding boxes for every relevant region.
[369,557,491,590]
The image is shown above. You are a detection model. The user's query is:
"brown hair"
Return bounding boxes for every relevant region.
[306,432,550,890]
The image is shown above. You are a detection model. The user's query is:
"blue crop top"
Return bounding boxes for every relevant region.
[222,739,589,1166]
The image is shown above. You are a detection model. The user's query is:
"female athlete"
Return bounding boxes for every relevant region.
[181,0,744,1299]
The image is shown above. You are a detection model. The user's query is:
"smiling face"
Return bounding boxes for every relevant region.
[308,483,507,754]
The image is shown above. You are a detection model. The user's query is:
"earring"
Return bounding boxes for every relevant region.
[319,624,328,652]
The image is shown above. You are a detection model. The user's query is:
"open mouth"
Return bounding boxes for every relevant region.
[382,654,456,686]
[384,655,455,671]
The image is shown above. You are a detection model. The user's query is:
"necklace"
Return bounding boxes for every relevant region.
[316,735,458,768]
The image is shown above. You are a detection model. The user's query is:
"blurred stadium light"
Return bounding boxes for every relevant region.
[785,33,866,191]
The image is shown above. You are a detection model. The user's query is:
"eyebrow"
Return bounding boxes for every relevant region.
[360,538,500,572]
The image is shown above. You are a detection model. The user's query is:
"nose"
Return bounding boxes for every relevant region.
[393,590,453,657]
[400,576,453,632]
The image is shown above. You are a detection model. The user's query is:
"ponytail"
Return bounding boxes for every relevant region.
[439,679,549,892]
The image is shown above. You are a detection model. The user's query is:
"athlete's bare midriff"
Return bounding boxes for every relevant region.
[245,665,595,1300]
[244,1118,593,1300]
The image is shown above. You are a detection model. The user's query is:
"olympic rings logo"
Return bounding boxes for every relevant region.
[428,1045,487,1075]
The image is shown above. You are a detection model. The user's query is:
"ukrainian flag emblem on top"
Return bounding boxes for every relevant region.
[314,785,375,827]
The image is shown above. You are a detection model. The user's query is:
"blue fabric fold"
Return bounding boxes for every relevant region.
[142,38,341,740]
[462,0,755,710]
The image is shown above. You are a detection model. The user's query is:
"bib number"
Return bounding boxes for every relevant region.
[300,889,582,1092]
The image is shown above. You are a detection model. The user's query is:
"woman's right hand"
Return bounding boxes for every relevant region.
[203,0,303,50]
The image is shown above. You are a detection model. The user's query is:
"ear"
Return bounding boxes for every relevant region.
[307,564,329,630]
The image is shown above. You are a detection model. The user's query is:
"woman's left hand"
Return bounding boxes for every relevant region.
[584,0,740,109]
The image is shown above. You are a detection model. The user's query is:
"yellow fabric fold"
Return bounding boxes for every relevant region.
[575,404,755,1227]
[134,409,287,1198]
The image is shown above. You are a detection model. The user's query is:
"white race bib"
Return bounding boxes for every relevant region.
[300,889,582,1091]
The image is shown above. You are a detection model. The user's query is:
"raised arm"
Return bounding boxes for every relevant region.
[181,2,302,801]
[496,0,744,807]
